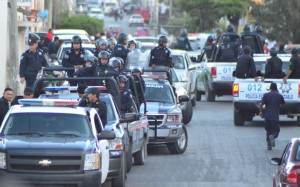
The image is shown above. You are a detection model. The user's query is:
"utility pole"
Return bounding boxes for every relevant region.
[47,0,53,29]
[8,0,19,94]
[169,0,172,18]
[0,0,8,93]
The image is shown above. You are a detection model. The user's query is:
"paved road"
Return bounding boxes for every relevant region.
[116,96,299,187]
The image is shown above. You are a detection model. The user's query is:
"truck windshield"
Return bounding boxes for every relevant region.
[172,55,185,69]
[144,84,175,104]
[2,113,92,138]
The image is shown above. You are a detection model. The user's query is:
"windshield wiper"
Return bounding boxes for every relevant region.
[8,132,45,136]
[52,133,81,137]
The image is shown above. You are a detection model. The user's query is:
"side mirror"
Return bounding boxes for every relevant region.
[119,113,139,123]
[190,57,197,62]
[270,158,281,166]
[50,54,58,60]
[180,77,189,82]
[97,130,116,140]
[178,94,189,103]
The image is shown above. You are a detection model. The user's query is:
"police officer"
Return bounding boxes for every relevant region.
[0,88,13,125]
[240,25,252,35]
[284,48,300,81]
[278,44,286,54]
[79,51,98,85]
[130,66,145,106]
[264,48,284,79]
[127,40,137,51]
[259,83,285,150]
[114,33,129,66]
[214,28,222,44]
[204,36,216,60]
[20,37,49,88]
[118,75,133,114]
[62,35,86,86]
[79,87,107,126]
[149,35,173,69]
[226,24,236,34]
[107,38,116,57]
[93,39,108,57]
[235,46,257,81]
[255,25,266,46]
[176,28,192,51]
[109,57,124,78]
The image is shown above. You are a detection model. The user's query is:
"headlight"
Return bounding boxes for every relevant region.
[0,153,5,169]
[176,87,187,96]
[84,153,100,171]
[166,115,181,124]
[108,138,123,150]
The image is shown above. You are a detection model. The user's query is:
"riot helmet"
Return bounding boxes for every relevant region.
[131,66,143,74]
[158,35,168,46]
[269,47,278,57]
[215,28,222,35]
[84,50,97,63]
[255,25,263,34]
[180,28,188,36]
[118,75,128,83]
[71,35,82,44]
[207,36,214,43]
[107,38,117,46]
[84,87,100,98]
[109,57,122,69]
[97,39,108,47]
[117,32,128,44]
[227,24,234,33]
[98,50,110,59]
[243,25,251,33]
[116,57,124,67]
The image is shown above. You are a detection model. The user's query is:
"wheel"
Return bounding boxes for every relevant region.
[167,125,188,154]
[297,117,300,126]
[234,110,245,126]
[196,91,202,101]
[111,154,126,187]
[133,139,146,165]
[205,82,215,102]
[191,91,196,107]
[182,100,193,125]
[126,143,132,173]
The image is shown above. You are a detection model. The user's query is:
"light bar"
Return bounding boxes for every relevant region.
[18,99,79,106]
[142,75,168,79]
[253,54,291,57]
[44,86,106,92]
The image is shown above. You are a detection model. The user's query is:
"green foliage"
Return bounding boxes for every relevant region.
[250,0,300,43]
[58,15,104,35]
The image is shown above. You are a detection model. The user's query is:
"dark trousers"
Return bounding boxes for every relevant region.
[25,78,36,88]
[264,120,280,141]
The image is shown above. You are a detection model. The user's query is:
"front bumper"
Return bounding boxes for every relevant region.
[107,150,123,178]
[148,124,183,144]
[0,170,101,187]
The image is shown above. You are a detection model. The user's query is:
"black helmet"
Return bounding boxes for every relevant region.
[116,57,124,67]
[207,36,214,43]
[97,39,108,47]
[255,25,263,34]
[215,28,222,35]
[107,38,116,46]
[180,28,187,36]
[28,37,40,45]
[158,35,168,46]
[117,33,128,44]
[98,51,110,59]
[71,35,82,44]
[131,66,143,74]
[118,75,127,83]
[84,87,100,97]
[84,50,97,63]
[227,24,234,32]
[269,47,277,57]
[109,57,122,68]
[242,45,252,55]
[291,48,299,56]
[243,25,251,32]
[128,40,136,46]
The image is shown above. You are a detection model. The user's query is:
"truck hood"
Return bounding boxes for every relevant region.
[0,136,96,154]
[143,102,178,114]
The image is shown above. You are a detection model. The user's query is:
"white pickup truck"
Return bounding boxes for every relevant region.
[232,54,300,126]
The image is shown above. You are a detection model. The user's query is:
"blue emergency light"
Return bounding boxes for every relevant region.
[44,86,107,92]
[18,99,79,106]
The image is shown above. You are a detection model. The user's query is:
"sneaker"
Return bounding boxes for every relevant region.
[269,135,275,147]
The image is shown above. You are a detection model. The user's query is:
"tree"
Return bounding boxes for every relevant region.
[58,15,104,35]
[250,0,300,43]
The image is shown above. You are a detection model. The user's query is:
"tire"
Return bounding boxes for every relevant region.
[297,117,300,127]
[126,143,132,173]
[133,139,146,165]
[182,101,193,125]
[196,91,202,101]
[111,154,126,187]
[234,110,245,126]
[167,125,188,154]
[205,82,215,102]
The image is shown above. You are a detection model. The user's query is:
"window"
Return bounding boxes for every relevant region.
[172,55,185,69]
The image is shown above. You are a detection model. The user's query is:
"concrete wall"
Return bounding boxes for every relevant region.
[0,1,8,93]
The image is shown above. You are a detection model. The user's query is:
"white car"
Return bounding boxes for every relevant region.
[129,14,145,27]
[87,8,104,20]
[56,43,95,64]
[53,29,89,37]
[56,34,91,44]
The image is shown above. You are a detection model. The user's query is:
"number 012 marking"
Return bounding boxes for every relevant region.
[247,84,262,91]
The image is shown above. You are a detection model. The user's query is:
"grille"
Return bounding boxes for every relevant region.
[147,115,165,126]
[8,154,83,173]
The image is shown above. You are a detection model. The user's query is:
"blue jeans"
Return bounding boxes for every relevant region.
[264,120,280,141]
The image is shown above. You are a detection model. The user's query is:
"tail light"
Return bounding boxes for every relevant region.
[211,67,217,78]
[298,84,300,98]
[287,168,298,184]
[233,84,239,97]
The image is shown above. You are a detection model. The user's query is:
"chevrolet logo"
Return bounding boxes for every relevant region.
[38,160,52,167]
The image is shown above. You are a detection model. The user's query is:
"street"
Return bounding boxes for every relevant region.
[108,97,299,187]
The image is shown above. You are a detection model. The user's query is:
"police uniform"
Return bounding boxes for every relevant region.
[120,89,133,114]
[235,54,257,78]
[176,35,192,51]
[62,48,86,86]
[19,49,49,88]
[264,56,284,78]
[130,75,145,106]
[149,46,173,68]
[288,56,300,78]
[92,48,111,59]
[107,48,115,57]
[114,44,129,66]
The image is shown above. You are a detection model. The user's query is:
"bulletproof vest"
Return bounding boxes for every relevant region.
[177,36,187,50]
[220,43,235,61]
[204,43,215,59]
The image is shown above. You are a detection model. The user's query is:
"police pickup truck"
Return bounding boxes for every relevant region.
[232,54,298,126]
[0,99,115,187]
